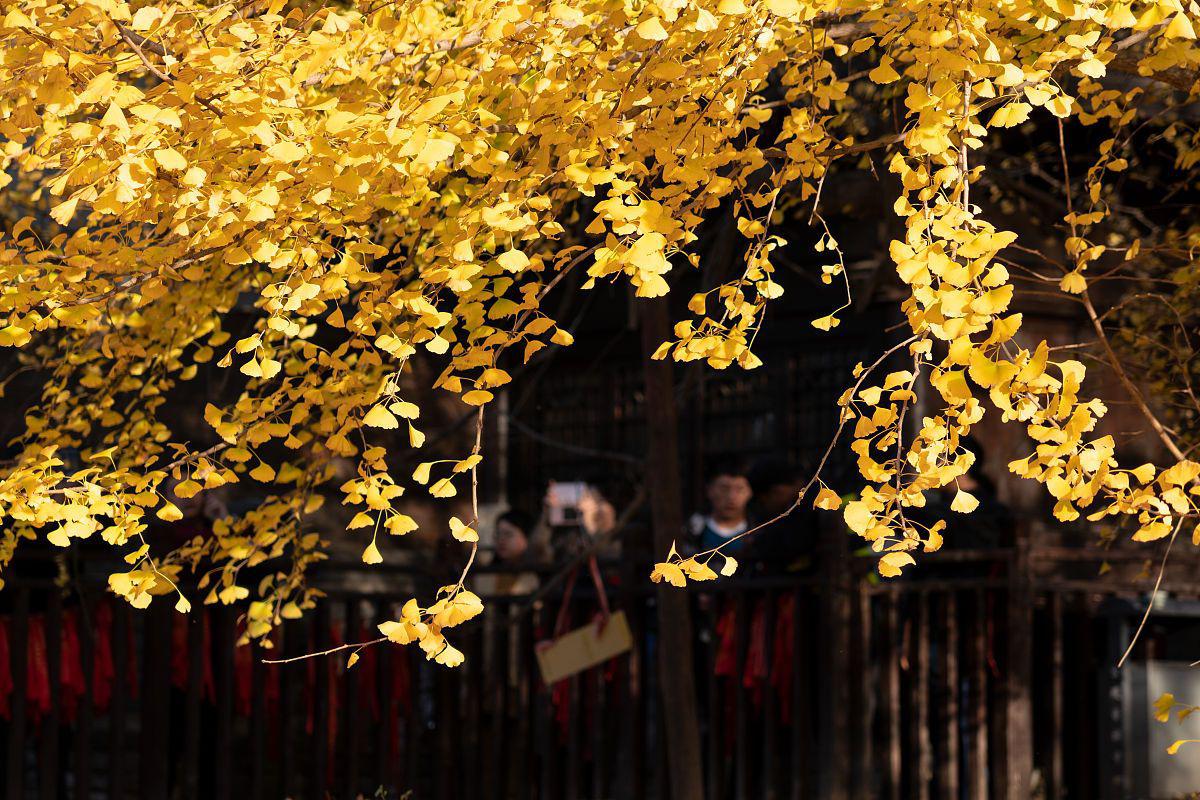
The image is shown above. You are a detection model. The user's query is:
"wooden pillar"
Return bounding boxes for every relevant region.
[640,294,704,800]
[1005,523,1034,800]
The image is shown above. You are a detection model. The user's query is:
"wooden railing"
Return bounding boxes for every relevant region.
[0,529,1192,799]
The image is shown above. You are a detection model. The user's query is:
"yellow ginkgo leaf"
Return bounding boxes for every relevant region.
[650,562,687,587]
[408,423,425,447]
[362,540,383,564]
[814,487,842,510]
[363,405,400,429]
[158,502,183,522]
[266,141,306,162]
[449,516,478,542]
[154,148,187,171]
[635,17,668,41]
[878,551,915,578]
[950,489,979,513]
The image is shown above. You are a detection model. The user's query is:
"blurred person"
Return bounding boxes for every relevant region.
[916,436,1011,551]
[539,481,619,562]
[901,436,1012,583]
[478,509,544,596]
[747,455,818,572]
[689,462,753,557]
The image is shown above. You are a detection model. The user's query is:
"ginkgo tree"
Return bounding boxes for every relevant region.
[0,0,1198,668]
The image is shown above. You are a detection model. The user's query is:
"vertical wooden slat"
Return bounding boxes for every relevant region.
[790,589,810,800]
[111,602,129,800]
[1097,602,1129,800]
[939,592,960,800]
[213,606,234,800]
[511,609,530,800]
[534,599,554,800]
[818,526,851,800]
[74,603,95,800]
[311,604,331,800]
[183,612,203,800]
[885,593,902,800]
[140,601,170,800]
[631,597,647,798]
[968,589,988,800]
[1078,599,1098,800]
[761,592,777,800]
[733,593,749,800]
[565,673,581,800]
[615,596,638,800]
[342,600,362,800]
[647,611,663,800]
[6,586,30,800]
[250,640,268,800]
[375,605,395,797]
[852,585,872,799]
[480,613,499,797]
[915,592,931,800]
[1049,592,1064,800]
[435,659,458,800]
[1006,526,1034,800]
[464,624,483,800]
[591,658,607,800]
[41,591,63,800]
[706,597,723,800]
[279,619,299,800]
[405,649,422,797]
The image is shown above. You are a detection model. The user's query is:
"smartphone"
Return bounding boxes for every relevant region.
[548,481,587,527]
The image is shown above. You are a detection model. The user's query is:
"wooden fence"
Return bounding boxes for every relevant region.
[0,537,1186,800]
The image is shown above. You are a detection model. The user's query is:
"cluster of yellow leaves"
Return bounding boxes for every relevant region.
[0,0,862,657]
[0,0,1197,657]
[651,543,738,585]
[377,589,484,668]
[838,0,1200,576]
[645,0,1200,586]
[1154,693,1200,756]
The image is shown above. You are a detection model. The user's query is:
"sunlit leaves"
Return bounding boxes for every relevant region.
[0,0,1196,670]
[363,405,400,429]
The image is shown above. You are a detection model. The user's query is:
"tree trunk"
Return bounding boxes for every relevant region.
[640,295,705,800]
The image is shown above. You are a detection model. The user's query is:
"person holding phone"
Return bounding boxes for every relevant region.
[540,480,618,562]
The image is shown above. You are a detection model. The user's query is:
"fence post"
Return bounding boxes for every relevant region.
[817,519,850,800]
[1005,522,1034,799]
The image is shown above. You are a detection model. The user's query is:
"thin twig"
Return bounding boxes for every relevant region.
[263,636,386,665]
[1117,518,1182,668]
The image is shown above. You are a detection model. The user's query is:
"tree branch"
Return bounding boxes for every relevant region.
[1082,289,1186,462]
